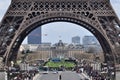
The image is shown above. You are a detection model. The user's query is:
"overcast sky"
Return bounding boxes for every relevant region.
[0,0,120,44]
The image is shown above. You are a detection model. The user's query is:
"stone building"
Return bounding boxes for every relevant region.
[18,40,104,63]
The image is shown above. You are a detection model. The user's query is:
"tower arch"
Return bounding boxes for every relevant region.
[0,0,119,79]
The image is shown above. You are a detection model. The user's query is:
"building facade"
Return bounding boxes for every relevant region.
[20,40,103,62]
[28,27,41,44]
[82,36,99,45]
[72,36,80,44]
[82,36,102,53]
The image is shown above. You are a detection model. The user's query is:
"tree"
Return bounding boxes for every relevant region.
[87,46,97,53]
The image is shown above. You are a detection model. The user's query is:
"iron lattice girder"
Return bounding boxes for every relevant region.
[9,0,115,16]
[0,0,119,65]
[0,0,118,79]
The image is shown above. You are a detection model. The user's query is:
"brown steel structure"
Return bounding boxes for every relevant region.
[0,0,120,79]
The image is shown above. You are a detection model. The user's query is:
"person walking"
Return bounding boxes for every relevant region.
[59,74,62,80]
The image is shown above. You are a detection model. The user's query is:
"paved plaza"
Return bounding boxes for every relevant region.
[33,71,120,80]
[116,72,120,80]
[34,71,89,80]
[0,71,119,80]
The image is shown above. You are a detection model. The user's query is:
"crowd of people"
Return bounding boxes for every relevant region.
[75,64,113,80]
[9,70,38,80]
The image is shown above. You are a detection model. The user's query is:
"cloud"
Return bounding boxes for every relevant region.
[111,0,120,3]
[111,0,120,18]
[0,0,11,9]
[0,0,11,21]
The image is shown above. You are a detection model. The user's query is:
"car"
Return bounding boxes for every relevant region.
[40,71,49,74]
[52,71,58,74]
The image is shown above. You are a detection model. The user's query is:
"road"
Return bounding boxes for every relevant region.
[0,72,6,80]
[61,71,80,80]
[116,72,120,80]
[34,71,86,80]
[39,73,58,80]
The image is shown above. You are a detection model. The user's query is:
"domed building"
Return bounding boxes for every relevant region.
[22,40,103,63]
[52,40,67,58]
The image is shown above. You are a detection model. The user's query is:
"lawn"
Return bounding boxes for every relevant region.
[45,61,76,68]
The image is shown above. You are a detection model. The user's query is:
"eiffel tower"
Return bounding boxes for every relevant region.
[0,0,120,79]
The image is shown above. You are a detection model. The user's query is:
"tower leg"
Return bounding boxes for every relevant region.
[0,57,7,80]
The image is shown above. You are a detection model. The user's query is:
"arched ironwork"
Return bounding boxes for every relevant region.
[0,0,120,79]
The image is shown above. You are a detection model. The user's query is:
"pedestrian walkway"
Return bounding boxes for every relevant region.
[81,72,120,80]
[0,71,7,80]
[78,73,86,79]
[81,73,92,80]
[78,73,91,80]
[33,73,40,80]
[33,71,120,80]
[116,72,120,80]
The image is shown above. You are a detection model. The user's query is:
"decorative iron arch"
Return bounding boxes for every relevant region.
[0,0,120,79]
[4,12,114,63]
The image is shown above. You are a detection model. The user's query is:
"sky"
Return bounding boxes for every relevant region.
[0,0,120,44]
